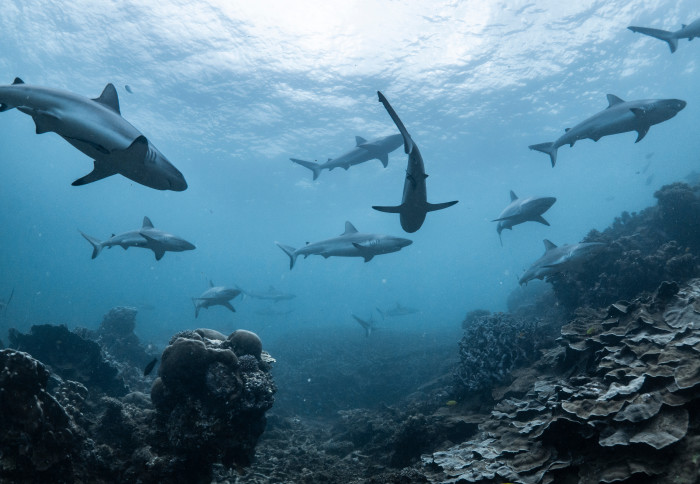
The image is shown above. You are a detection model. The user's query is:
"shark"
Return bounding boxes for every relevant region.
[376,303,419,319]
[628,18,700,53]
[519,239,606,286]
[291,133,403,180]
[192,281,242,318]
[372,91,458,233]
[0,78,187,191]
[0,288,14,315]
[353,314,378,337]
[239,286,296,303]
[275,221,412,269]
[529,94,686,166]
[493,191,557,245]
[80,216,195,261]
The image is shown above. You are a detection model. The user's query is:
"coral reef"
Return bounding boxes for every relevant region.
[8,324,128,397]
[546,182,700,311]
[0,349,78,481]
[150,329,276,482]
[424,279,700,483]
[454,312,539,396]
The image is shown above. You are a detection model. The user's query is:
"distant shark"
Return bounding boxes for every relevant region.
[239,286,296,303]
[192,281,242,318]
[80,216,195,261]
[376,303,419,319]
[529,94,686,166]
[493,191,556,245]
[0,78,187,191]
[0,288,14,315]
[519,239,606,285]
[628,19,700,53]
[275,221,412,269]
[353,314,377,337]
[372,91,458,233]
[291,133,403,180]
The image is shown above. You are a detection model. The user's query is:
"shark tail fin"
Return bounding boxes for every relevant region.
[376,307,385,320]
[79,231,103,259]
[628,26,678,53]
[290,158,322,180]
[529,142,558,167]
[275,242,298,270]
[192,298,200,318]
[426,200,459,212]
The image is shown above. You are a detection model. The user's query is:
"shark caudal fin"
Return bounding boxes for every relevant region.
[192,298,201,318]
[529,142,558,167]
[275,242,298,270]
[426,200,459,212]
[79,231,104,259]
[290,159,322,180]
[628,26,679,53]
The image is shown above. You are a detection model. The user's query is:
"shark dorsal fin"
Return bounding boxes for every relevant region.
[355,136,368,146]
[93,83,121,115]
[209,280,214,287]
[543,239,557,252]
[606,94,625,108]
[142,216,154,229]
[510,190,518,201]
[12,77,24,85]
[343,221,358,235]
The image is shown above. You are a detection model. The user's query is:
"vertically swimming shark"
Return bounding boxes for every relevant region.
[372,91,458,233]
[192,281,242,318]
[352,314,377,337]
[529,94,686,166]
[291,133,403,180]
[519,239,606,285]
[80,216,195,261]
[493,191,557,245]
[0,288,14,315]
[628,19,700,53]
[0,78,187,190]
[275,221,412,269]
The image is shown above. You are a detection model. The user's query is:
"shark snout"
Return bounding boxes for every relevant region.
[397,238,413,248]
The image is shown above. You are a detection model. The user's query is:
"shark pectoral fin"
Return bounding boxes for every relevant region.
[140,232,166,261]
[534,215,550,226]
[635,126,650,143]
[372,204,402,214]
[29,110,62,134]
[72,160,119,186]
[378,154,389,168]
[426,200,459,212]
[122,135,149,160]
[363,255,374,263]
[222,301,236,313]
[153,249,165,261]
[352,242,374,262]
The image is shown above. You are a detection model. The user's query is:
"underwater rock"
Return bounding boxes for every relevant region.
[150,328,275,482]
[454,312,537,395]
[227,329,263,359]
[0,349,78,481]
[8,324,128,397]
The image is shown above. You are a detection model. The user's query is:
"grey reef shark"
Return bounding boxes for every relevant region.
[493,190,557,245]
[519,239,606,286]
[80,216,195,261]
[239,286,296,303]
[291,133,403,180]
[275,221,412,269]
[0,78,187,190]
[192,281,242,318]
[628,18,700,53]
[353,314,378,337]
[529,94,686,167]
[376,303,419,319]
[372,91,458,233]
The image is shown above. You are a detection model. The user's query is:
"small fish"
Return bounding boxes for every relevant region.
[125,84,133,94]
[143,357,158,376]
[446,400,457,406]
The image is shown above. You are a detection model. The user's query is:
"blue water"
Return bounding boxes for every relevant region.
[0,0,698,347]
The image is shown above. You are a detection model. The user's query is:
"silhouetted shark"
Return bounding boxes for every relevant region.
[192,281,241,318]
[372,91,458,233]
[493,191,556,245]
[519,239,605,285]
